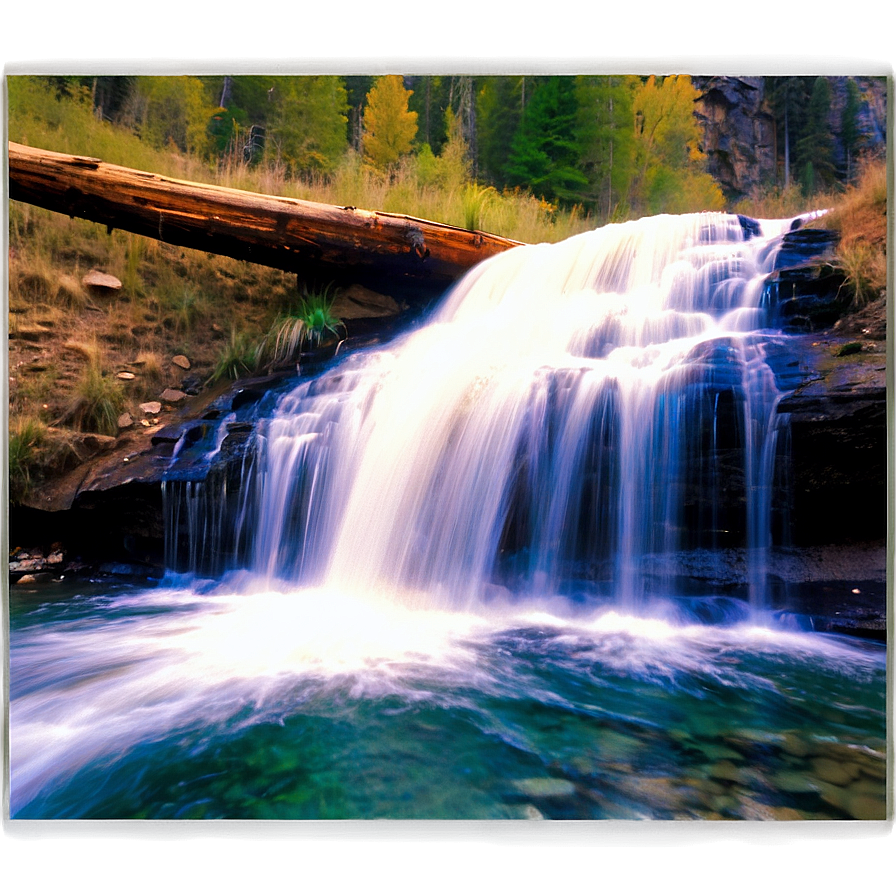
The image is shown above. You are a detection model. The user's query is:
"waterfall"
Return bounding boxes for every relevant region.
[175,211,800,614]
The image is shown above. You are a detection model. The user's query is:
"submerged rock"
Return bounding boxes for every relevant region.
[512,777,577,799]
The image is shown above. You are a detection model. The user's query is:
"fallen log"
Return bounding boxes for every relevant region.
[8,142,523,300]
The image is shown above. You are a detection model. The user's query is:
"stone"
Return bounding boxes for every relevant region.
[737,802,806,821]
[697,743,744,762]
[15,574,37,584]
[116,371,136,380]
[771,770,820,794]
[817,781,851,814]
[140,401,162,416]
[118,413,134,430]
[172,355,191,370]
[80,434,117,452]
[181,374,203,395]
[512,777,576,799]
[82,269,122,292]
[847,794,886,821]
[160,388,187,405]
[615,776,689,813]
[811,757,859,787]
[707,760,749,785]
[781,733,810,759]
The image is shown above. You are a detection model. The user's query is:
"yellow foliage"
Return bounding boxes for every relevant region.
[362,76,418,170]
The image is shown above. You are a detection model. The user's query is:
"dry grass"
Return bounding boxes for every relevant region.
[823,157,889,308]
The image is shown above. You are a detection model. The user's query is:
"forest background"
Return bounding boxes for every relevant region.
[6,73,888,502]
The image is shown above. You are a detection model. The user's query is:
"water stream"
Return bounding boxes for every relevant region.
[8,212,886,819]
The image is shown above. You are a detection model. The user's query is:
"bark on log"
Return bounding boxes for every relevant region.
[8,142,523,300]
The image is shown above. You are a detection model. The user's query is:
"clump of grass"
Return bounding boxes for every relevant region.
[298,287,344,349]
[834,241,887,310]
[209,326,259,384]
[160,286,208,335]
[63,339,103,366]
[462,183,497,232]
[257,285,345,370]
[9,416,46,500]
[62,344,125,435]
[824,156,888,309]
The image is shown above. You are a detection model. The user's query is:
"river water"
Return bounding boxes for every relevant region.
[8,212,887,819]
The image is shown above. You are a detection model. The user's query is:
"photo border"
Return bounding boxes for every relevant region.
[0,0,896,894]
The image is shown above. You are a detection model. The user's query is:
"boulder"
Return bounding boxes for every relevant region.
[160,388,187,405]
[81,270,122,292]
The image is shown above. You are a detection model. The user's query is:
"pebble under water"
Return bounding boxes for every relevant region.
[9,578,886,820]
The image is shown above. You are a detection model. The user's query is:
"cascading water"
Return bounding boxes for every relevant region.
[9,211,886,821]
[232,212,793,614]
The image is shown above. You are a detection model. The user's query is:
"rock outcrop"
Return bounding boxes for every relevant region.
[692,77,777,203]
[692,76,888,202]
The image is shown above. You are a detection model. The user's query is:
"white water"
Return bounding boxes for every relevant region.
[238,212,796,611]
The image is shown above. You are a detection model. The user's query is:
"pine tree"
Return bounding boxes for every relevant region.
[765,76,811,189]
[503,77,588,205]
[574,75,638,220]
[840,78,863,182]
[795,77,836,194]
[362,76,418,170]
[476,77,525,190]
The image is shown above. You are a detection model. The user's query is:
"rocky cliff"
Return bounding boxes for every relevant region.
[692,76,888,202]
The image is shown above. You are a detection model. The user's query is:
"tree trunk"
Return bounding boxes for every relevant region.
[8,141,522,302]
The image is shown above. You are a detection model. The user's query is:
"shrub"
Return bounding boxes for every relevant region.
[209,326,259,383]
[72,360,126,435]
[9,417,46,499]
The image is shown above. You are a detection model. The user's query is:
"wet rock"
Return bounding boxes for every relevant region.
[781,732,810,759]
[812,758,860,786]
[614,776,689,813]
[707,761,749,785]
[9,557,40,573]
[736,795,790,821]
[597,731,642,762]
[773,228,840,270]
[817,781,851,814]
[770,770,820,794]
[697,743,744,762]
[97,561,164,580]
[172,355,191,370]
[512,777,576,799]
[181,374,203,395]
[847,794,886,821]
[851,774,886,797]
[140,401,162,416]
[160,388,187,405]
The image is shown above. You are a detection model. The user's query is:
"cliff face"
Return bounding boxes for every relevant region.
[691,76,888,202]
[692,77,777,203]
